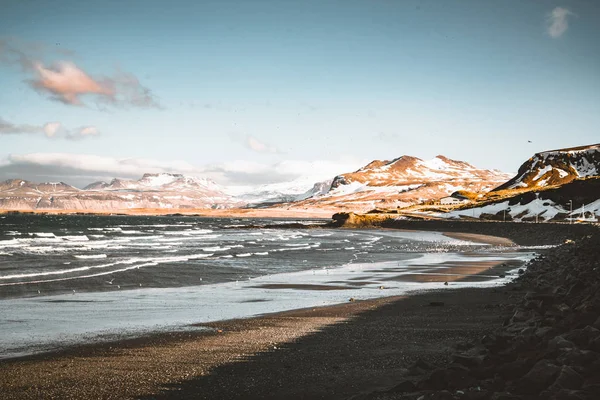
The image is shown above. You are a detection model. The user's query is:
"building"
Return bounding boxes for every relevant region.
[439,196,470,205]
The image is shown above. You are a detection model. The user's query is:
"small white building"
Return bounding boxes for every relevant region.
[440,196,469,205]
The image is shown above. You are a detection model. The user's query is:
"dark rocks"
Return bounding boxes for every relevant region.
[373,230,600,400]
[512,359,560,394]
[550,366,584,391]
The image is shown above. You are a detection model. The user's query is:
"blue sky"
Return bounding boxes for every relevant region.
[1,0,599,187]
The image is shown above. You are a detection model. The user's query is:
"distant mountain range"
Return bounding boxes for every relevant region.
[0,173,236,211]
[1,144,599,218]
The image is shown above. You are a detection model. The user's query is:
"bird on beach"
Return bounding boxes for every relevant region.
[117,285,121,289]
[72,290,76,295]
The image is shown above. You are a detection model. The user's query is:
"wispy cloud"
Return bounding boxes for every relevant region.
[0,37,161,109]
[547,7,574,38]
[0,117,100,140]
[245,136,280,154]
[0,118,41,135]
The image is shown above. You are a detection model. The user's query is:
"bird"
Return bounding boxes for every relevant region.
[37,290,41,294]
[72,290,76,294]
[117,285,121,289]
[105,278,114,285]
[528,140,532,143]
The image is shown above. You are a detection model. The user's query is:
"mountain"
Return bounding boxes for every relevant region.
[283,155,512,212]
[492,144,600,192]
[440,144,600,222]
[0,173,237,211]
[227,178,333,206]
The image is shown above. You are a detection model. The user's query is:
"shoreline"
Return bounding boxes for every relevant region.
[1,221,595,399]
[0,207,339,219]
[0,287,520,400]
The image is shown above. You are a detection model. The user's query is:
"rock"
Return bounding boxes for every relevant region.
[535,326,554,338]
[497,359,533,380]
[408,358,435,376]
[544,389,589,400]
[512,359,561,395]
[419,367,476,391]
[565,326,600,348]
[511,309,534,323]
[389,380,416,393]
[490,393,524,400]
[452,354,485,368]
[548,366,584,391]
[429,301,445,307]
[557,348,597,367]
[548,336,576,352]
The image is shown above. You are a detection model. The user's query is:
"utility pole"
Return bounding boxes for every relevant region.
[535,193,539,223]
[568,200,573,224]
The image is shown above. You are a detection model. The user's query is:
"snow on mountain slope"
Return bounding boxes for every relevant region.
[228,178,333,205]
[493,143,600,191]
[436,177,600,222]
[280,155,511,212]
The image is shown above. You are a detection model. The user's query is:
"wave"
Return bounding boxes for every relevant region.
[61,235,89,241]
[74,254,108,259]
[33,232,55,238]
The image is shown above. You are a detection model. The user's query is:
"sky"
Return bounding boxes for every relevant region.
[1,0,599,188]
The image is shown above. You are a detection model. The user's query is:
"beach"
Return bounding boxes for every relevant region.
[1,220,598,399]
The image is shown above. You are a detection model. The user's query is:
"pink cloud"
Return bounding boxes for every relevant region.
[1,38,161,109]
[30,61,114,105]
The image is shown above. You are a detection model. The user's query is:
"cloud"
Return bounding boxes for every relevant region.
[0,37,161,109]
[246,136,280,153]
[0,118,41,134]
[547,7,574,38]
[0,117,99,140]
[29,61,114,105]
[0,153,365,188]
[43,122,61,138]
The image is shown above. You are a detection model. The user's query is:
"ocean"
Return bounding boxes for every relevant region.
[0,214,534,358]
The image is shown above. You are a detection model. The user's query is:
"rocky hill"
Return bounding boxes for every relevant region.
[0,173,236,211]
[440,144,600,222]
[493,143,600,192]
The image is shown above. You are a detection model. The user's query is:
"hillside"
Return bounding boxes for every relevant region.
[493,143,600,192]
[434,143,600,222]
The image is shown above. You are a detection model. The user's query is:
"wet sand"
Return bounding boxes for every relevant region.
[0,287,520,400]
[442,231,516,247]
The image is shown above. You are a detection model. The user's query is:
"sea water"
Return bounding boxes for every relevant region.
[0,214,534,358]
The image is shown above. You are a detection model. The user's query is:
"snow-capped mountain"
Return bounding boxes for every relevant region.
[493,144,600,191]
[0,173,237,211]
[284,155,512,212]
[436,144,600,222]
[85,173,223,193]
[226,177,333,205]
